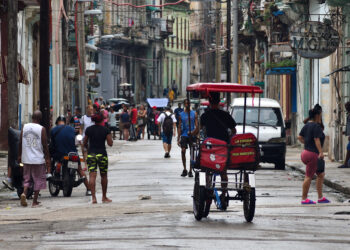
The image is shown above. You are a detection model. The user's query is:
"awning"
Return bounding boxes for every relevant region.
[0,55,29,85]
[147,98,169,108]
[266,67,296,75]
[146,6,160,12]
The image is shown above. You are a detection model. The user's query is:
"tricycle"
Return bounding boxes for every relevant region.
[187,83,263,222]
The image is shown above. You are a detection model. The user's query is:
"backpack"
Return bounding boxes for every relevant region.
[162,113,174,136]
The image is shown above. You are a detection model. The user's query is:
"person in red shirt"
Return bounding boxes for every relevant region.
[129,104,138,141]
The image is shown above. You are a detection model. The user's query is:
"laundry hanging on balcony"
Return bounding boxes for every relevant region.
[0,55,29,85]
[128,19,134,27]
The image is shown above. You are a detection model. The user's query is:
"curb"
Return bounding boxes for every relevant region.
[287,163,350,196]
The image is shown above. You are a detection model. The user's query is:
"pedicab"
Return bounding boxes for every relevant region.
[187,83,263,222]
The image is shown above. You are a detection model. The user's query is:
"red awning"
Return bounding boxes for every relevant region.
[186,83,263,94]
[0,55,29,85]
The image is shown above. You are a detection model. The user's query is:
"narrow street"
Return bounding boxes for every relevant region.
[0,139,350,249]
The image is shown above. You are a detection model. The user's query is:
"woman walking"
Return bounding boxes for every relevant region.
[137,104,147,139]
[120,105,131,141]
[298,106,330,204]
[83,112,113,204]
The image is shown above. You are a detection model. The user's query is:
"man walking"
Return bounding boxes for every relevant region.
[339,101,350,168]
[108,107,118,140]
[18,110,51,207]
[157,106,177,158]
[177,99,198,177]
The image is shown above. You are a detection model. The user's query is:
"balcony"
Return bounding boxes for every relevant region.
[160,19,174,39]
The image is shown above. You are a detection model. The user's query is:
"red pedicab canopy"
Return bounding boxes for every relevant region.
[186,83,263,95]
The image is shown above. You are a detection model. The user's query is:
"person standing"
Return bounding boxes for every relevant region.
[137,104,147,139]
[129,104,138,141]
[83,113,113,204]
[339,101,350,168]
[80,105,95,170]
[168,89,175,106]
[70,107,82,135]
[178,99,198,177]
[108,108,118,140]
[298,107,330,204]
[120,105,131,141]
[18,111,51,207]
[157,106,177,158]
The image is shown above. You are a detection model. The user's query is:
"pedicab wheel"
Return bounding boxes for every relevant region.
[48,180,60,197]
[243,187,256,222]
[193,174,206,221]
[203,198,212,218]
[16,186,34,199]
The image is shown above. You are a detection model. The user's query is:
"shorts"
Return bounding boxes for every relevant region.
[23,164,47,191]
[162,132,173,144]
[87,154,108,173]
[110,126,117,132]
[347,142,350,151]
[301,150,320,178]
[180,136,196,149]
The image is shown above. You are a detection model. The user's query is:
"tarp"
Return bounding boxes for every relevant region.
[147,98,168,108]
[266,67,296,75]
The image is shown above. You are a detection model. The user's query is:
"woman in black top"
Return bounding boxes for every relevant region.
[83,113,113,204]
[298,107,329,204]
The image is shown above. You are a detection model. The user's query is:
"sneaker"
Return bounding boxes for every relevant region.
[188,171,193,178]
[20,193,28,207]
[181,170,188,177]
[318,197,330,203]
[338,164,350,168]
[164,152,169,158]
[2,179,14,191]
[86,190,92,196]
[301,199,316,205]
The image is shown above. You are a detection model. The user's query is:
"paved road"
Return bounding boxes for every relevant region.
[0,140,350,250]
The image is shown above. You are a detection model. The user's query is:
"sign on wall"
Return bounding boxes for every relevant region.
[290,21,340,59]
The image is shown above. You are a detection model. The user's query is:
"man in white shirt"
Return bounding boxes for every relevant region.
[80,105,95,170]
[157,106,177,158]
[18,110,51,207]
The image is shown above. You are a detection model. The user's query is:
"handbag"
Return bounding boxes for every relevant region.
[317,158,325,173]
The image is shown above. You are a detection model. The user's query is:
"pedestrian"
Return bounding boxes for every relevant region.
[70,107,82,135]
[18,110,51,207]
[168,89,175,106]
[120,105,131,141]
[129,104,138,141]
[137,104,147,140]
[80,105,95,170]
[177,99,198,177]
[100,105,109,127]
[83,113,113,204]
[51,116,91,196]
[339,101,350,168]
[94,98,100,109]
[157,106,177,158]
[66,108,72,125]
[108,107,118,140]
[174,103,183,128]
[298,107,330,204]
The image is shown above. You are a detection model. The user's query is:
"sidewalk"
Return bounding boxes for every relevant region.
[286,145,350,196]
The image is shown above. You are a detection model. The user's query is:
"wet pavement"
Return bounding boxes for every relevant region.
[0,140,350,249]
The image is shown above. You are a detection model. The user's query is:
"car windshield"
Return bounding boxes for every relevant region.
[232,106,283,127]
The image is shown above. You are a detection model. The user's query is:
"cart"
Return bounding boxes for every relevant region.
[186,83,263,222]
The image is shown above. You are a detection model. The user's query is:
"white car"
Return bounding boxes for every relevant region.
[231,98,289,170]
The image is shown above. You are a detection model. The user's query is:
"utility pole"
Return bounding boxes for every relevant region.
[226,0,232,106]
[7,0,18,129]
[40,0,50,133]
[232,0,238,83]
[215,0,221,82]
[77,2,86,114]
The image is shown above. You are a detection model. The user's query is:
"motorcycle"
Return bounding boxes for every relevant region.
[8,128,34,199]
[48,152,85,197]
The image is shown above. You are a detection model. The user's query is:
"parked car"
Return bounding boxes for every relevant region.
[230,98,290,170]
